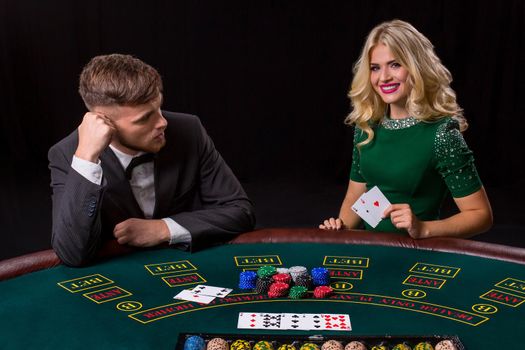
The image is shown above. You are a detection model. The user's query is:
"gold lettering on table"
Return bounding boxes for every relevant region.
[409,263,460,278]
[144,260,197,275]
[323,256,370,268]
[234,255,283,267]
[57,274,114,293]
[495,278,525,294]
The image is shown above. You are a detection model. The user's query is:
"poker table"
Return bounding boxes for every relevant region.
[1,228,525,349]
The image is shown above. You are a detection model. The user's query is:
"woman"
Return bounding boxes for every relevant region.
[320,20,492,238]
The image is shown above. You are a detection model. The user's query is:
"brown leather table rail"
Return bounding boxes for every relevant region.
[2,228,525,281]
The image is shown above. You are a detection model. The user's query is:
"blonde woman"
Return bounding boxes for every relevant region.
[320,20,492,238]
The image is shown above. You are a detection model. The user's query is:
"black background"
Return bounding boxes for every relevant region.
[1,0,524,260]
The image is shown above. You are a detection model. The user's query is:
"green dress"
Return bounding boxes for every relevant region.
[350,116,482,233]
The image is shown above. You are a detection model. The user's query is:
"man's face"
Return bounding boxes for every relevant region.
[95,95,167,155]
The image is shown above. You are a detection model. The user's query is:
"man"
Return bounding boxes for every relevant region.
[49,54,255,266]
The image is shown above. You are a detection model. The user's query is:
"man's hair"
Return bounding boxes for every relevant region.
[79,54,163,109]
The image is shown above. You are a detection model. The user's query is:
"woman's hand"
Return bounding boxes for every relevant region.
[383,204,426,238]
[319,217,344,230]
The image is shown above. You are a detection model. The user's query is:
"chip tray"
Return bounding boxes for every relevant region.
[176,333,465,350]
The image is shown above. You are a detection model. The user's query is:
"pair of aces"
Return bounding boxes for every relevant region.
[351,186,391,228]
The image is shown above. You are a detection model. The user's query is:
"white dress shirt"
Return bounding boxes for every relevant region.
[71,145,191,245]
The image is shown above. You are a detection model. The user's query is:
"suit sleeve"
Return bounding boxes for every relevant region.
[48,139,106,266]
[169,120,256,251]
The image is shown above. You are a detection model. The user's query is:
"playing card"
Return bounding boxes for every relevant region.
[174,289,215,304]
[237,312,282,329]
[302,313,323,330]
[361,186,391,224]
[351,193,380,228]
[281,313,309,330]
[190,285,233,298]
[352,186,391,228]
[320,313,352,331]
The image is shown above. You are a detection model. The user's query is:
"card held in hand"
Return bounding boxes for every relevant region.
[351,186,391,228]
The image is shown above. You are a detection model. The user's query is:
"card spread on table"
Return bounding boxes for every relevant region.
[173,289,215,304]
[351,186,391,228]
[190,285,233,298]
[174,285,233,304]
[237,312,351,331]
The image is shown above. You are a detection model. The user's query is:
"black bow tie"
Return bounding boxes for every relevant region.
[125,153,155,179]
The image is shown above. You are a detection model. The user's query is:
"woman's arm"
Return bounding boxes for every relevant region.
[384,186,493,238]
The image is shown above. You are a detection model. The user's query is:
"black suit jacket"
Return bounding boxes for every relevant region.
[48,111,255,266]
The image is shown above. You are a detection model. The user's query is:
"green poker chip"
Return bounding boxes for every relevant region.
[257,265,277,278]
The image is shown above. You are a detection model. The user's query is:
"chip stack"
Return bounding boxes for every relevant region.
[288,285,308,299]
[257,265,277,279]
[294,274,313,290]
[238,271,258,290]
[278,345,296,350]
[255,277,273,294]
[254,341,274,350]
[268,281,289,298]
[207,338,229,350]
[231,340,251,350]
[311,267,330,286]
[288,266,308,282]
[313,285,334,299]
[184,336,206,350]
[300,343,320,350]
[272,273,292,285]
[276,267,290,274]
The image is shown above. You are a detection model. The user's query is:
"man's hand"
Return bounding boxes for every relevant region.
[383,204,426,238]
[75,112,116,163]
[113,219,171,247]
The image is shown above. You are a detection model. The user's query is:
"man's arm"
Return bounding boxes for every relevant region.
[49,113,115,266]
[49,144,106,266]
[169,119,255,250]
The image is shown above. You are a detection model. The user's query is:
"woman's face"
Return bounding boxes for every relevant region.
[369,43,411,119]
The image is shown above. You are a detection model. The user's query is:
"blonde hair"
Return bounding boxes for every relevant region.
[345,20,466,147]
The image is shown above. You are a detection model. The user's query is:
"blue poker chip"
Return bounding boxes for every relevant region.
[184,336,206,350]
[310,267,330,286]
[239,271,258,289]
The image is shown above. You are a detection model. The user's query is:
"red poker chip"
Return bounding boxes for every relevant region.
[269,282,289,292]
[272,273,292,284]
[313,285,333,299]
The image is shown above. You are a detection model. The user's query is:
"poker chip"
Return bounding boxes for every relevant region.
[311,267,330,286]
[294,274,313,290]
[257,265,277,278]
[321,340,343,350]
[268,282,289,297]
[288,266,308,282]
[238,271,258,290]
[207,338,229,350]
[231,340,251,350]
[184,336,206,350]
[414,342,434,350]
[344,341,367,350]
[313,285,333,299]
[255,277,273,294]
[288,285,308,299]
[300,343,320,350]
[276,267,290,274]
[392,344,412,350]
[254,341,274,350]
[277,345,296,350]
[272,273,292,284]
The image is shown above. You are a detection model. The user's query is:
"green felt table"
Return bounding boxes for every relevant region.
[1,229,524,349]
